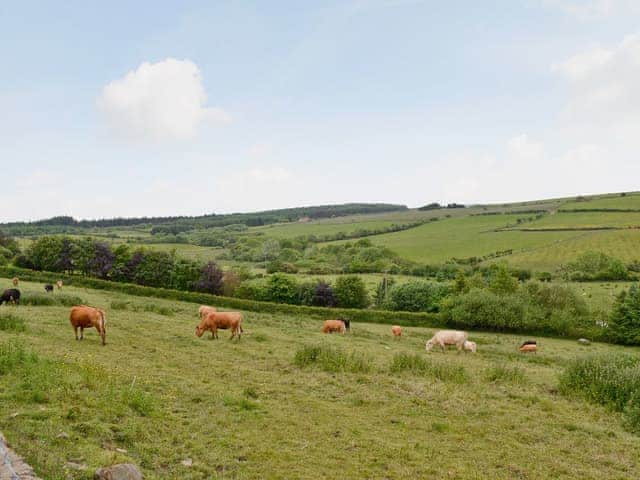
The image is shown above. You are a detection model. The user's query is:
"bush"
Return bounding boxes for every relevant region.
[389,353,467,383]
[440,289,529,332]
[334,276,369,309]
[293,344,372,373]
[559,354,640,433]
[562,251,629,281]
[385,281,450,312]
[266,274,300,305]
[608,284,640,345]
[311,281,336,307]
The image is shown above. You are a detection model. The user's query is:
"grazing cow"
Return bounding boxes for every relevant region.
[338,317,350,331]
[391,325,402,337]
[519,340,537,353]
[196,311,243,340]
[198,305,217,321]
[11,277,18,287]
[463,340,477,353]
[322,319,347,334]
[0,288,21,305]
[44,284,54,293]
[69,305,106,345]
[425,330,468,352]
[56,280,63,290]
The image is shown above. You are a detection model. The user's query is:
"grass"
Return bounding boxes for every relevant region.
[513,211,640,229]
[560,193,640,211]
[0,312,26,332]
[2,278,640,478]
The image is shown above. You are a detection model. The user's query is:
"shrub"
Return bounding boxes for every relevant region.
[293,344,372,373]
[488,264,519,294]
[334,276,369,309]
[385,281,450,313]
[311,281,336,307]
[266,274,300,305]
[562,251,629,281]
[607,284,640,345]
[389,353,467,383]
[194,261,224,295]
[21,293,84,307]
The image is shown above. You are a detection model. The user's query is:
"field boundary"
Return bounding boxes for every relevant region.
[0,433,41,480]
[0,266,441,328]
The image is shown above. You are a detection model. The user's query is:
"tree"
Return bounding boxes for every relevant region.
[386,281,450,312]
[88,241,115,278]
[488,264,518,295]
[312,281,337,307]
[334,276,369,309]
[194,261,224,295]
[266,273,300,304]
[608,284,640,345]
[26,236,64,271]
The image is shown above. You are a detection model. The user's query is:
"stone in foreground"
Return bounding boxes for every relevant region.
[94,463,143,480]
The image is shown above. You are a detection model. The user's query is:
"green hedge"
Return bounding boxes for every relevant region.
[0,266,441,328]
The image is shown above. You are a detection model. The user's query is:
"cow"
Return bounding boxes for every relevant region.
[463,340,477,353]
[69,305,106,345]
[0,288,21,305]
[321,319,346,334]
[56,280,63,290]
[44,284,54,293]
[198,305,217,321]
[11,277,18,287]
[519,340,537,353]
[425,330,468,352]
[196,311,243,340]
[391,325,402,337]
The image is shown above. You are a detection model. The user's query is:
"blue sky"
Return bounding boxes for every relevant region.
[2,0,640,221]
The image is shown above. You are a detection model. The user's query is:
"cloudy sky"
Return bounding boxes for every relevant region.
[1,0,639,221]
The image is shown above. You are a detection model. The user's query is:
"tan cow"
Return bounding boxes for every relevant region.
[391,325,402,337]
[463,340,477,353]
[519,343,537,353]
[69,305,106,345]
[198,305,217,321]
[11,277,18,287]
[196,311,242,340]
[322,319,346,334]
[425,330,468,352]
[56,280,63,290]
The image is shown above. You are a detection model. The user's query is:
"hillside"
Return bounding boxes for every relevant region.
[1,278,639,479]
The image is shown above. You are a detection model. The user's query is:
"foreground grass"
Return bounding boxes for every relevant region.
[1,279,640,479]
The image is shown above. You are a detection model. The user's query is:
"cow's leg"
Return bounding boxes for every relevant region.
[74,325,79,340]
[80,326,84,340]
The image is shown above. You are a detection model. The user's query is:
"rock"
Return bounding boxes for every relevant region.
[577,338,591,345]
[94,463,143,480]
[115,448,128,454]
[181,458,193,467]
[57,432,70,439]
[66,462,87,471]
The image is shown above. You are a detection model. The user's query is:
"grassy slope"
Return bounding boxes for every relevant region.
[334,215,580,263]
[513,211,640,229]
[560,193,640,211]
[1,278,639,479]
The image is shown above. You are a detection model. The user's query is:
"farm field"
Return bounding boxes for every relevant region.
[560,193,640,211]
[1,278,640,479]
[503,229,640,271]
[512,211,640,229]
[333,215,581,264]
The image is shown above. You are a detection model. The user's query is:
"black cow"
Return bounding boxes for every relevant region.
[0,288,21,305]
[44,284,54,293]
[338,317,351,331]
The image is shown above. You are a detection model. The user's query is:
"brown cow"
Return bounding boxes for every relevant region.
[11,277,18,287]
[519,344,537,353]
[196,311,242,340]
[322,319,346,334]
[56,280,63,290]
[391,325,402,337]
[198,305,217,321]
[69,305,106,345]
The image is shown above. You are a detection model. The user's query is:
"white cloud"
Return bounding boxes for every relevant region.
[545,0,639,19]
[247,166,292,183]
[97,58,229,141]
[556,33,640,128]
[507,134,544,162]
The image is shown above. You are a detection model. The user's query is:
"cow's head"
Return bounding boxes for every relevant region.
[195,325,204,337]
[425,340,434,352]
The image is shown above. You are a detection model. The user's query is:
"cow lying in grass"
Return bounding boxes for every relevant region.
[70,305,106,345]
[391,325,402,337]
[322,319,348,334]
[425,330,469,352]
[196,311,243,340]
[519,340,537,353]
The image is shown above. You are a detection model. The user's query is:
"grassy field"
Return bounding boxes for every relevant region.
[1,278,640,479]
[512,211,640,229]
[559,193,640,211]
[332,215,580,264]
[503,230,640,271]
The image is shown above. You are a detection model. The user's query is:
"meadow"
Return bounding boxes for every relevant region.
[559,193,640,211]
[1,278,640,479]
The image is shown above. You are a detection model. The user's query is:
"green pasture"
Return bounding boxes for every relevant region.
[514,211,640,229]
[559,193,640,211]
[1,278,639,479]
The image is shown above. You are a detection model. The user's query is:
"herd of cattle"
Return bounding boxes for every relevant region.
[1,278,539,353]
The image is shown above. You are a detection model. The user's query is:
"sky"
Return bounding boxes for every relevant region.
[1,0,640,221]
